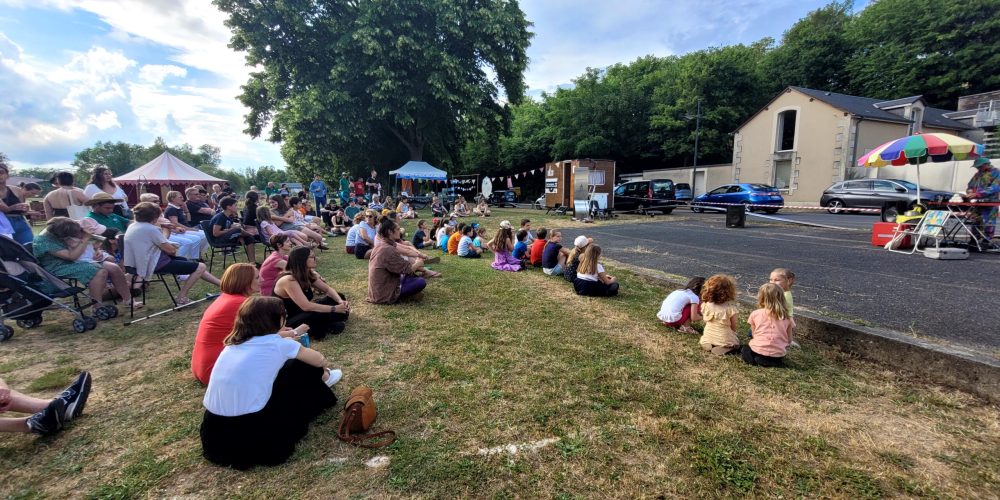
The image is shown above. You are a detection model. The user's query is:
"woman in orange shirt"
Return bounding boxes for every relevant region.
[191,264,260,385]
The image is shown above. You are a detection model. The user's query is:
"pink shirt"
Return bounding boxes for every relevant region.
[259,251,288,296]
[748,308,796,357]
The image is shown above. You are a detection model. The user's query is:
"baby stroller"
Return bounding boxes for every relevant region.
[0,235,117,341]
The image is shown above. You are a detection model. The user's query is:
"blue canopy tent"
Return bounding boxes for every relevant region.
[388,161,448,180]
[389,161,448,200]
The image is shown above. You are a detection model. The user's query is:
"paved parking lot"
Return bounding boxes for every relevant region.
[562,211,1000,353]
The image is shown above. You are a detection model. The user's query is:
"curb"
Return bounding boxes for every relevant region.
[622,266,1000,403]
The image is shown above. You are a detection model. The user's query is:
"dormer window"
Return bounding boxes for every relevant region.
[776,110,796,151]
[911,107,923,133]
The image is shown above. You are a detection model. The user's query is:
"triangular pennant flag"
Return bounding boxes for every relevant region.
[515,174,519,179]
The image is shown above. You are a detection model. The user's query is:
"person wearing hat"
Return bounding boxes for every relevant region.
[85,192,130,233]
[308,174,328,217]
[563,235,593,282]
[966,157,1000,239]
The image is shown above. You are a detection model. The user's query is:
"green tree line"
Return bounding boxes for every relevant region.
[7,138,288,193]
[464,0,1000,176]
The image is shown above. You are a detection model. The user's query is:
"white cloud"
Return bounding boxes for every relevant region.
[86,110,120,130]
[138,64,186,85]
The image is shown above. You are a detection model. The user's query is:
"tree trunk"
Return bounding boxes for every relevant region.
[386,125,424,161]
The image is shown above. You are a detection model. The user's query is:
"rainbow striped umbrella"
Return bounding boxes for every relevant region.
[856,132,985,201]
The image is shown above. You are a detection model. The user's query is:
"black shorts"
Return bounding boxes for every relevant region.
[156,256,200,275]
[354,243,371,259]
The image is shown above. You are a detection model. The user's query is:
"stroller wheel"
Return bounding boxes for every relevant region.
[95,307,112,321]
[72,319,87,333]
[84,317,98,330]
[108,306,119,318]
[16,318,40,329]
[0,325,13,342]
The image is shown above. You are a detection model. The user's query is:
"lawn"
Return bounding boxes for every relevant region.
[1,208,998,498]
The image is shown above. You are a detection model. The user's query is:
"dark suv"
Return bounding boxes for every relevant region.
[613,179,676,214]
[820,179,952,219]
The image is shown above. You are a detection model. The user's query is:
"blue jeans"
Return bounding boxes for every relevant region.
[8,215,33,247]
[313,196,326,216]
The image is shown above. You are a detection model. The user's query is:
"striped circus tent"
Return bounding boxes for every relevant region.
[114,152,227,204]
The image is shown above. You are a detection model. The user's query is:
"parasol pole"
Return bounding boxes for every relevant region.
[915,156,922,209]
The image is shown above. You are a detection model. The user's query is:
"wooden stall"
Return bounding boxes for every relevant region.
[543,159,617,211]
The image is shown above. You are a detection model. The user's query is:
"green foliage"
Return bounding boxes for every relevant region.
[762,1,855,94]
[466,0,1000,175]
[846,0,1000,108]
[216,0,533,178]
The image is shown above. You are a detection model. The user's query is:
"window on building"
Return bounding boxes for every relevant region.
[774,160,793,190]
[776,110,797,151]
[911,108,923,133]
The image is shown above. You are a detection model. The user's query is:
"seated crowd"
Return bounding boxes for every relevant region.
[3,176,799,471]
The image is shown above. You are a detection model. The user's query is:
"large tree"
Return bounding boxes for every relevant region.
[763,1,855,94]
[846,0,1000,108]
[215,0,532,180]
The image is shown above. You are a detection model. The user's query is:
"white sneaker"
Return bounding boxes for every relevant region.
[790,340,801,349]
[325,368,343,387]
[177,274,190,282]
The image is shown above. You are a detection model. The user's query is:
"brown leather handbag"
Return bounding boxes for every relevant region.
[337,386,397,448]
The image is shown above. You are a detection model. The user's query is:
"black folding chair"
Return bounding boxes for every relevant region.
[117,234,179,318]
[200,220,243,273]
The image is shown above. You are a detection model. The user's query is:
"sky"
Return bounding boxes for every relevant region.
[0,0,870,173]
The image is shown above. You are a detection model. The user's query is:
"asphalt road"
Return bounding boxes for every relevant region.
[562,213,1000,352]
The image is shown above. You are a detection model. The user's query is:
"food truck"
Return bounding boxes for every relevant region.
[543,159,617,216]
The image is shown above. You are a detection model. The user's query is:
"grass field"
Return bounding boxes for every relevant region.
[1,208,998,498]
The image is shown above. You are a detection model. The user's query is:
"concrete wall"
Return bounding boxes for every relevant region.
[640,164,733,195]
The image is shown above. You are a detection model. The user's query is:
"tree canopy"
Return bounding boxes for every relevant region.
[215,0,533,180]
[465,0,1000,176]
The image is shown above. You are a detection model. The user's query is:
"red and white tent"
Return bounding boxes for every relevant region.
[114,152,227,204]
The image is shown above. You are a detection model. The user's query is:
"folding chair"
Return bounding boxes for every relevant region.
[200,220,243,273]
[886,210,950,255]
[117,234,179,318]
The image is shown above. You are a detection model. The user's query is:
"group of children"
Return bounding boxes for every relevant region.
[657,268,797,367]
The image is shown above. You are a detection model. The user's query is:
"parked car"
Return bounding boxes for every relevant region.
[820,179,952,219]
[488,190,518,208]
[533,194,545,210]
[674,182,693,202]
[691,183,783,213]
[612,179,676,214]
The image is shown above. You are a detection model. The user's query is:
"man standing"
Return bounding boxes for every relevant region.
[339,172,351,205]
[967,157,1000,240]
[264,182,277,198]
[366,169,379,199]
[309,174,328,216]
[210,198,257,264]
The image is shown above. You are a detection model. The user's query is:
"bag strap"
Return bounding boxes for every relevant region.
[337,405,398,449]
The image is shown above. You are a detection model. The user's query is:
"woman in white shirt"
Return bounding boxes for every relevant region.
[200,296,342,469]
[572,244,620,297]
[83,167,129,217]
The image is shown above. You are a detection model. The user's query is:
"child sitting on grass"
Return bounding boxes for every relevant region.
[411,219,431,249]
[769,267,799,348]
[529,227,547,267]
[541,230,569,275]
[512,229,529,265]
[473,226,488,251]
[572,244,619,297]
[698,274,740,356]
[657,277,705,334]
[439,225,454,253]
[448,222,465,255]
[520,219,535,245]
[742,283,795,367]
[457,225,481,258]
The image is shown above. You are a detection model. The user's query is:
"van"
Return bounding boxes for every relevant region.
[613,179,676,214]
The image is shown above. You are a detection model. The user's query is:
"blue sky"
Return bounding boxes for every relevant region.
[0,0,869,172]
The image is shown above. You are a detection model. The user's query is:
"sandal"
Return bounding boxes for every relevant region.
[175,296,193,306]
[678,325,698,335]
[423,270,443,278]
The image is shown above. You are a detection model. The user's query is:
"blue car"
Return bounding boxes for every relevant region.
[691,183,783,214]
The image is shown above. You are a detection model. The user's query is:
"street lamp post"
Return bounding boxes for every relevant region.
[685,98,702,168]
